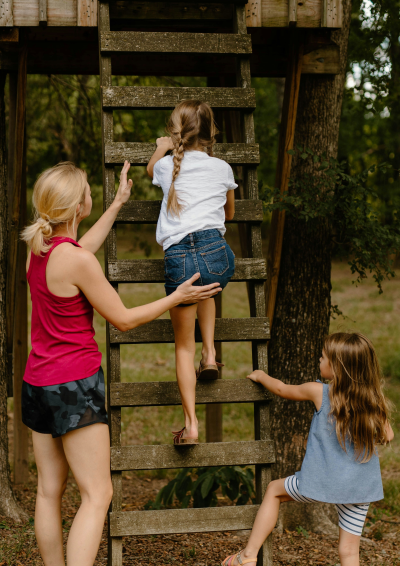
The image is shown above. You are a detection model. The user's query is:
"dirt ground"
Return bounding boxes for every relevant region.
[1,465,399,566]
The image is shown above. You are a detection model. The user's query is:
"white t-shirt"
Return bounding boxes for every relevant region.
[153,150,237,250]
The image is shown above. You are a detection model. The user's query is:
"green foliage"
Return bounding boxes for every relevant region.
[145,466,255,510]
[261,147,400,293]
[296,526,309,538]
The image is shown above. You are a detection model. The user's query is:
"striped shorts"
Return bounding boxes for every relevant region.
[284,475,370,536]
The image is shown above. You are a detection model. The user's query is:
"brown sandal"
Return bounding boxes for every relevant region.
[196,360,224,380]
[172,427,198,446]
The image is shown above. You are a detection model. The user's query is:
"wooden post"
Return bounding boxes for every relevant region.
[266,35,303,329]
[6,45,27,398]
[13,130,29,485]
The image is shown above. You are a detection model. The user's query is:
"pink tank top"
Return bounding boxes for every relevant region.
[24,237,102,387]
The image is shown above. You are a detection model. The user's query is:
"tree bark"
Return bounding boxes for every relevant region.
[268,1,353,533]
[0,71,28,522]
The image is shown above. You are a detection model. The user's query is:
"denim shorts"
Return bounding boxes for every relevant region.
[21,367,108,438]
[164,229,235,306]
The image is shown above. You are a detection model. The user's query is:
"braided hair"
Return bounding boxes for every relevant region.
[166,100,217,216]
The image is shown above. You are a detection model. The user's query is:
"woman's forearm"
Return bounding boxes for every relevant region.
[79,200,122,254]
[120,292,182,331]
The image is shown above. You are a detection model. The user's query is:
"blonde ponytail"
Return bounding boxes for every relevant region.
[21,162,87,255]
[166,99,217,217]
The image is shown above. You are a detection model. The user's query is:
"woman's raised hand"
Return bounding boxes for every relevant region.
[156,137,174,151]
[176,273,221,304]
[115,160,133,205]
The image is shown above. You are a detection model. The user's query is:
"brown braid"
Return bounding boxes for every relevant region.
[166,99,217,217]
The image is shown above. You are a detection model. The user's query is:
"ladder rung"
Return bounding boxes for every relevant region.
[110,379,272,407]
[108,258,267,283]
[103,87,256,110]
[110,505,259,536]
[105,143,259,165]
[110,317,270,344]
[111,440,274,471]
[116,199,263,224]
[100,31,252,55]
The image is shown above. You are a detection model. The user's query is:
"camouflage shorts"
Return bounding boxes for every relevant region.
[21,367,108,438]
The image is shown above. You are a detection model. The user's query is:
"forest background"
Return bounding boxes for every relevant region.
[4,0,400,545]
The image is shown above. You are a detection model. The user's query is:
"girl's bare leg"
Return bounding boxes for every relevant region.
[229,478,293,566]
[32,431,70,566]
[62,423,112,566]
[197,298,216,365]
[170,304,198,439]
[338,529,360,566]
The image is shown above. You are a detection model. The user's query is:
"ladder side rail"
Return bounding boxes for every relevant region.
[234,5,272,566]
[99,1,123,565]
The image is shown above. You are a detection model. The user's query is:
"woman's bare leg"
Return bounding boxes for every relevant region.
[32,431,70,566]
[170,304,198,440]
[62,423,112,566]
[226,478,293,566]
[338,529,360,566]
[197,298,216,365]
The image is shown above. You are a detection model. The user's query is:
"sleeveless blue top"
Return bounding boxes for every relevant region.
[295,381,384,504]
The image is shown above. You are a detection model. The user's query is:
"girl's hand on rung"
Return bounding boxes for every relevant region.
[156,137,174,151]
[175,273,222,304]
[115,160,133,205]
[247,370,267,383]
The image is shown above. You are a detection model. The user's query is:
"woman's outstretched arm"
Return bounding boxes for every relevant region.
[71,248,221,331]
[78,161,132,254]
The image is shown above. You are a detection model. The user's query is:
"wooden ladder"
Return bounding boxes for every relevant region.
[98,1,274,564]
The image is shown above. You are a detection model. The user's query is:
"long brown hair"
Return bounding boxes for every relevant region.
[324,332,392,463]
[166,99,217,216]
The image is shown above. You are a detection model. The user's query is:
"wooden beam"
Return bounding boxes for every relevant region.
[246,0,262,27]
[110,1,233,21]
[110,317,270,344]
[0,0,13,26]
[288,0,297,26]
[39,0,47,25]
[13,129,28,484]
[110,504,260,537]
[111,440,275,471]
[6,45,27,397]
[266,36,303,329]
[77,0,97,26]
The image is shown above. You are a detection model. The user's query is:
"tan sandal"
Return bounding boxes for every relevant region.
[172,427,198,446]
[196,360,224,380]
[221,550,257,566]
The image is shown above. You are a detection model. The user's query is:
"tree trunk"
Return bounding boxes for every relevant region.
[0,71,28,522]
[268,1,353,533]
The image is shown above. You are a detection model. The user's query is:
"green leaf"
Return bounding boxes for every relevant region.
[200,474,215,499]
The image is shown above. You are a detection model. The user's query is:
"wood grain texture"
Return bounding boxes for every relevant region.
[47,0,76,26]
[110,379,271,407]
[108,258,267,283]
[77,0,96,26]
[110,1,233,20]
[302,45,339,74]
[261,0,322,27]
[39,0,47,23]
[246,0,262,27]
[322,0,342,27]
[100,31,252,54]
[110,505,260,536]
[103,86,255,110]
[116,199,263,224]
[0,0,13,26]
[110,317,270,344]
[105,142,259,165]
[111,441,275,471]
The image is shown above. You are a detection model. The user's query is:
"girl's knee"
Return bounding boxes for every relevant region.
[81,479,113,510]
[37,476,68,501]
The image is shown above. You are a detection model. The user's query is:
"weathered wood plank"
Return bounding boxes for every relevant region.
[110,1,233,20]
[100,31,252,54]
[77,0,96,26]
[261,0,322,28]
[110,505,260,536]
[111,440,275,471]
[116,199,263,224]
[302,45,339,74]
[110,317,270,344]
[108,258,267,283]
[39,0,47,24]
[322,0,342,28]
[105,142,259,165]
[246,0,262,27]
[110,379,271,408]
[0,0,13,26]
[47,0,77,26]
[103,86,255,110]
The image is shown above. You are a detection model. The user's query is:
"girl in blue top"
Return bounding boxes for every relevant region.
[222,332,394,566]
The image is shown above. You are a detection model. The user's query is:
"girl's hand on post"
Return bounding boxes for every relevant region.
[175,273,221,304]
[115,160,133,206]
[156,137,174,152]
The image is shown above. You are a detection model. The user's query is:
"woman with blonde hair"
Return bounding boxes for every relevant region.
[147,100,236,445]
[21,160,220,566]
